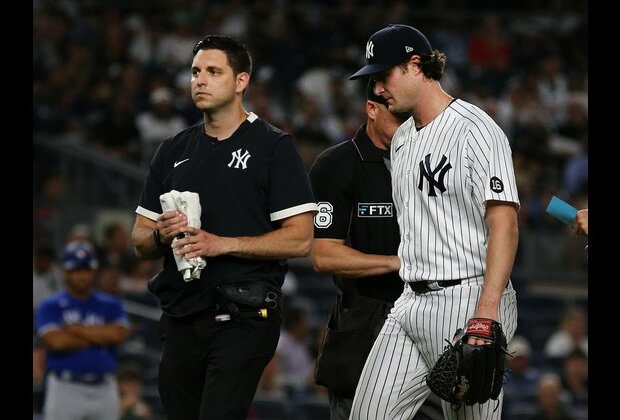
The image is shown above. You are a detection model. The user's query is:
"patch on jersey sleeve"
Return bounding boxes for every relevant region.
[358,203,393,217]
[490,176,504,193]
[314,202,333,228]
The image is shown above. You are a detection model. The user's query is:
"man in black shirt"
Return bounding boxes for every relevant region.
[310,80,442,419]
[131,35,317,420]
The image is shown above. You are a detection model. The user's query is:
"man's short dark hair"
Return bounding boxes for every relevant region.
[192,35,252,76]
[418,50,447,81]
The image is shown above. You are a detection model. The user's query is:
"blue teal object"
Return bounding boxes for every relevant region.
[545,196,578,226]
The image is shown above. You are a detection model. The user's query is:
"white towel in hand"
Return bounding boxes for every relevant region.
[159,190,207,282]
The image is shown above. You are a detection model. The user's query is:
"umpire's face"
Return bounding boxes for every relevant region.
[190,49,249,113]
[64,268,96,298]
[367,101,408,149]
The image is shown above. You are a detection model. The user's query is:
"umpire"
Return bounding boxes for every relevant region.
[310,80,442,419]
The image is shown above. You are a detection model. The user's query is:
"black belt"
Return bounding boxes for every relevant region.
[407,279,462,294]
[51,371,111,385]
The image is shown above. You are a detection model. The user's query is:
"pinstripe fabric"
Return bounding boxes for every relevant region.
[349,99,519,420]
[350,279,517,420]
[391,99,519,282]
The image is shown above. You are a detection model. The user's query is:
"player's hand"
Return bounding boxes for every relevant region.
[157,211,188,245]
[468,310,498,345]
[428,318,507,406]
[572,209,588,236]
[172,226,234,258]
[467,336,492,345]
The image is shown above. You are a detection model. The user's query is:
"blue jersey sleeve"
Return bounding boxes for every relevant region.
[35,299,62,337]
[102,295,130,328]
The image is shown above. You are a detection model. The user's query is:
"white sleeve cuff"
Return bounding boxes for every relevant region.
[270,203,318,221]
[135,206,160,221]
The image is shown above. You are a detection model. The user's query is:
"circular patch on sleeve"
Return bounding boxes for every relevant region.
[490,176,504,193]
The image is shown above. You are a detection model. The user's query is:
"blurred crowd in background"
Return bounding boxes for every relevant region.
[33,0,588,419]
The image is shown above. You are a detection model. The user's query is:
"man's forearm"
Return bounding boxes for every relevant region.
[64,324,129,346]
[132,226,166,259]
[41,331,90,352]
[174,213,314,260]
[228,220,313,259]
[476,203,518,319]
[312,240,400,277]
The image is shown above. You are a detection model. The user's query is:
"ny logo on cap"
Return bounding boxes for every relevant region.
[366,41,374,59]
[405,46,414,53]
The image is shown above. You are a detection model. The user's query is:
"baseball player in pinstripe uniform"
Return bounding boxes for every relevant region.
[348,24,519,420]
[311,80,442,420]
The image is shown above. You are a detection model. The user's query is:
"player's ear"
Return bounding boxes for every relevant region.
[409,55,422,74]
[235,72,250,94]
[366,100,378,121]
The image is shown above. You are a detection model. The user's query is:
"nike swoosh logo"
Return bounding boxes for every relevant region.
[395,144,404,153]
[173,158,190,168]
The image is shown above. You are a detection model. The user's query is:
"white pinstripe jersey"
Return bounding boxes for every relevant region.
[391,98,519,282]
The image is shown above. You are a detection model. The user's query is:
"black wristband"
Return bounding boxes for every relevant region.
[153,229,169,248]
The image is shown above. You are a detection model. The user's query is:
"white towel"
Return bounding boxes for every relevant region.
[159,190,207,282]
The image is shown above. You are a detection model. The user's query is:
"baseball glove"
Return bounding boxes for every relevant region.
[426,318,508,407]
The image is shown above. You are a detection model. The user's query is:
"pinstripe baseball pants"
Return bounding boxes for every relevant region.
[350,277,517,420]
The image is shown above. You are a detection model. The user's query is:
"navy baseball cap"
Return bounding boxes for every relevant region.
[61,241,99,270]
[349,24,433,80]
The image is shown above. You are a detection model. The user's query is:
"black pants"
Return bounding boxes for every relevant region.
[158,308,281,420]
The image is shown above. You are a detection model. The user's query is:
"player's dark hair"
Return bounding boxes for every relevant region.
[419,50,447,81]
[192,35,252,77]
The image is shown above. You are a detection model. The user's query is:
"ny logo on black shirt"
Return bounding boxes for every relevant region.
[228,149,251,169]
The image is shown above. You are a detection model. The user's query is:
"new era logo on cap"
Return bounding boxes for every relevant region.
[350,24,433,80]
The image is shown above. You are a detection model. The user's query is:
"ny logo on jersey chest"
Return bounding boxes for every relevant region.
[418,153,452,197]
[228,149,251,169]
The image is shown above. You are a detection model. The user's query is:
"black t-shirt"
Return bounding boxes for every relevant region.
[136,113,317,317]
[309,125,403,303]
